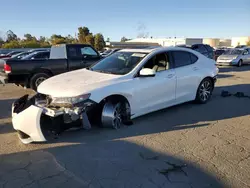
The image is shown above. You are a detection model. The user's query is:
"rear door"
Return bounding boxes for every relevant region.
[170,50,200,103]
[243,49,250,64]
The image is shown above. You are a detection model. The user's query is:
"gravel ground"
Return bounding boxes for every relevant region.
[0,65,250,188]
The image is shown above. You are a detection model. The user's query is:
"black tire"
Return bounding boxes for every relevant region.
[237,59,243,67]
[195,78,213,104]
[30,73,50,91]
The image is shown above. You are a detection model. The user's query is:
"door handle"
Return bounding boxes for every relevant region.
[193,67,199,71]
[167,74,174,78]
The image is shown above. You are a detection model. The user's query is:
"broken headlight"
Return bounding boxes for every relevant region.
[51,93,91,106]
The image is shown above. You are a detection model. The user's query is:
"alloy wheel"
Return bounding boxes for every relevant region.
[199,80,212,102]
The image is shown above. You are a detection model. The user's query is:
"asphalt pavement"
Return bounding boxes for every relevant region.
[0,66,250,188]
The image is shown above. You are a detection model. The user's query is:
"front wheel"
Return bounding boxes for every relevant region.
[237,59,242,67]
[101,100,131,129]
[195,78,213,104]
[30,73,50,91]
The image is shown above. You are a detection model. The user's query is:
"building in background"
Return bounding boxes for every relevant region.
[125,38,202,46]
[203,38,220,47]
[106,36,249,49]
[231,37,250,47]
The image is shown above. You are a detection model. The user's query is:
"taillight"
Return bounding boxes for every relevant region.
[4,63,11,73]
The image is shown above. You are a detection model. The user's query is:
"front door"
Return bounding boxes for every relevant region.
[133,52,176,117]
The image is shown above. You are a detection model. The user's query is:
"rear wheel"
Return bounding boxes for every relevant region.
[30,73,50,91]
[237,59,243,67]
[195,78,213,104]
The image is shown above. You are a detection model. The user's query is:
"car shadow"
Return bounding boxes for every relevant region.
[1,84,250,187]
[217,73,234,79]
[0,140,224,188]
[218,65,250,73]
[47,84,250,144]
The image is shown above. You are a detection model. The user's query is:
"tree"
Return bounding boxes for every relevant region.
[50,34,66,45]
[65,35,76,44]
[6,30,18,42]
[106,37,110,42]
[24,33,35,41]
[2,40,20,48]
[121,37,129,42]
[0,37,4,48]
[78,27,91,44]
[85,33,94,46]
[38,36,50,47]
[94,33,105,51]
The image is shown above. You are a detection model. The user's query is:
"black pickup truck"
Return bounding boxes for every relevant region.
[0,44,102,90]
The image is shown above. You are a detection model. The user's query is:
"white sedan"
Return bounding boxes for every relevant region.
[12,47,219,143]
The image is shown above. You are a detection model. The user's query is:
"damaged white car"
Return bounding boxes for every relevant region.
[12,47,219,144]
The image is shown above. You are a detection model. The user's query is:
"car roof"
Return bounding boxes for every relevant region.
[119,46,193,53]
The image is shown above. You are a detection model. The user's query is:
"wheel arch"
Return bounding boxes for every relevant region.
[99,94,131,108]
[27,68,53,87]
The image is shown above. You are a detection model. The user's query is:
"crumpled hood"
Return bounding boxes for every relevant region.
[38,69,121,97]
[218,55,238,60]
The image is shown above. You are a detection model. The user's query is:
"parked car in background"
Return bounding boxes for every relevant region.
[191,44,215,60]
[0,50,24,59]
[177,44,215,60]
[214,48,226,60]
[0,44,102,90]
[101,48,121,57]
[10,51,32,60]
[216,48,250,66]
[235,45,248,48]
[21,51,50,60]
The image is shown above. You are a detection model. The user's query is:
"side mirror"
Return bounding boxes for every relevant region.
[31,57,35,60]
[139,68,156,77]
[243,51,248,55]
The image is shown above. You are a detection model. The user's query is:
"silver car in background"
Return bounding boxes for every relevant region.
[216,48,250,67]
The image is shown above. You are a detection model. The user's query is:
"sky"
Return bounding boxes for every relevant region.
[0,0,250,41]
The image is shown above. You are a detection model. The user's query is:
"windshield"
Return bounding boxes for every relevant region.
[90,51,148,75]
[223,49,243,55]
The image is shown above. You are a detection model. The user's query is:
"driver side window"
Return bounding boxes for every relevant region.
[143,52,170,72]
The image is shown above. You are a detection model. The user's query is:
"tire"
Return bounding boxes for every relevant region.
[30,73,50,91]
[237,59,242,67]
[195,78,213,104]
[101,100,131,129]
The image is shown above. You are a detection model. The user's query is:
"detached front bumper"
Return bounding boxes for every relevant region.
[12,95,96,144]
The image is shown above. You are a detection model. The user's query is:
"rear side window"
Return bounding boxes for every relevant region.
[190,53,198,63]
[192,45,207,54]
[172,51,194,68]
[68,47,78,58]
